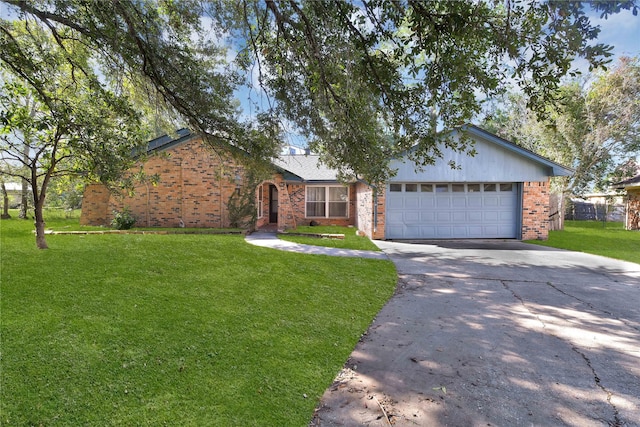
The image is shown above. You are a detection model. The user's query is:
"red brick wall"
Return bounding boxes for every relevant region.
[80,136,244,228]
[373,187,386,240]
[254,179,357,230]
[625,189,640,230]
[81,184,111,225]
[521,180,550,240]
[355,182,373,237]
[354,182,385,240]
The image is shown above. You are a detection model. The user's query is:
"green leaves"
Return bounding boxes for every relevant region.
[483,56,640,196]
[232,0,630,183]
[2,0,635,186]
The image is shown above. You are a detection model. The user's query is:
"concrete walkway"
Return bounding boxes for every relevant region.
[245,231,388,260]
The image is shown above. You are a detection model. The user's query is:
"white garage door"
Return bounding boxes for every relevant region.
[386,183,518,239]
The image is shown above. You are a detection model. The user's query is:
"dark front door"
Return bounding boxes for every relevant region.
[269,185,278,224]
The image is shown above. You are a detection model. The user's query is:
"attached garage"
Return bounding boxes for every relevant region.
[386,182,519,239]
[381,125,572,240]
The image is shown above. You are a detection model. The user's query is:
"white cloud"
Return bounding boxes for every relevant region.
[588,8,640,58]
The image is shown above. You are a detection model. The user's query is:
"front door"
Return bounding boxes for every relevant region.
[269,185,278,224]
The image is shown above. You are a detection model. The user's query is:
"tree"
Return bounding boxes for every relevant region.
[0,179,10,218]
[0,22,144,248]
[2,0,636,185]
[227,0,637,183]
[483,56,640,196]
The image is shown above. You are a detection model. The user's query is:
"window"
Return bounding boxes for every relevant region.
[435,184,449,193]
[405,183,418,192]
[390,183,402,192]
[257,186,263,218]
[306,186,348,218]
[484,183,496,192]
[452,184,465,192]
[329,187,348,217]
[421,184,433,192]
[467,184,480,192]
[500,183,513,192]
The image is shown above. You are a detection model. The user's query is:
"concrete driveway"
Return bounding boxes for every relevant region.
[311,240,640,427]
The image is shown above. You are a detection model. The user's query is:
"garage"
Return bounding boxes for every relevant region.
[385,182,519,239]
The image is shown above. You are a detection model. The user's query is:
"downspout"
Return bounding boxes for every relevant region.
[372,184,378,235]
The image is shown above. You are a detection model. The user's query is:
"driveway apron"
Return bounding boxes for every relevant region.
[311,240,640,427]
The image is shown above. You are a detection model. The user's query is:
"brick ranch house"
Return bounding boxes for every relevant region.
[614,174,640,230]
[80,125,572,240]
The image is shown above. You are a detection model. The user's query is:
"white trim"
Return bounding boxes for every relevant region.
[257,185,263,219]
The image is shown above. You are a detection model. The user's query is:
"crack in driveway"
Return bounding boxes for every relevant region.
[501,279,623,427]
[312,240,640,427]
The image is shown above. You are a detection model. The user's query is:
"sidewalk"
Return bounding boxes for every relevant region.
[245,232,388,260]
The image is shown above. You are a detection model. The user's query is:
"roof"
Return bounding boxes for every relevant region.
[271,155,340,182]
[459,124,573,177]
[613,174,640,189]
[138,125,572,182]
[144,128,194,154]
[137,130,341,182]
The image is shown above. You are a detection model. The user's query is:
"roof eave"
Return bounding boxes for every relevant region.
[461,124,574,177]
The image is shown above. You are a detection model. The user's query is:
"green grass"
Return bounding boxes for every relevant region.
[279,226,381,251]
[0,217,397,426]
[527,220,640,264]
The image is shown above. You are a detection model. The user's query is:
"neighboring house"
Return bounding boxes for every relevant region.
[81,125,572,240]
[614,174,640,230]
[1,182,28,209]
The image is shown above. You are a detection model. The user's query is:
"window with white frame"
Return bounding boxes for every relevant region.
[257,185,263,218]
[306,186,348,218]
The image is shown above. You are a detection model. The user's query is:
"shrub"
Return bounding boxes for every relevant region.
[111,207,136,230]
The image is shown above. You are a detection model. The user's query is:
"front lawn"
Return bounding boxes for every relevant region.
[279,226,381,251]
[0,217,397,425]
[527,220,640,264]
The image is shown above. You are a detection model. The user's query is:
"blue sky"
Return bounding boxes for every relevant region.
[577,7,640,71]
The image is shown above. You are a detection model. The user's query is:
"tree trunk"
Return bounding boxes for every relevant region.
[19,137,30,219]
[34,199,48,249]
[19,177,28,219]
[1,181,11,219]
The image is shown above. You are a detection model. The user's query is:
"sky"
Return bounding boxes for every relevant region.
[576,7,640,71]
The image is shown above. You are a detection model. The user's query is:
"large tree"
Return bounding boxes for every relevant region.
[2,0,636,185]
[0,22,144,248]
[483,56,640,195]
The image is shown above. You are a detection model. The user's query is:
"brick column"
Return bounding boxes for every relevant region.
[521,180,549,240]
[277,179,296,231]
[625,189,640,230]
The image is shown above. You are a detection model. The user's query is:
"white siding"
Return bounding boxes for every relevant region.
[390,133,552,183]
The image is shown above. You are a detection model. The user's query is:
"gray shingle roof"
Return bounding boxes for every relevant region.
[271,155,340,182]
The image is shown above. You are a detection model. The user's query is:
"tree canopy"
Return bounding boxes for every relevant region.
[0,20,145,248]
[483,56,640,196]
[1,0,638,186]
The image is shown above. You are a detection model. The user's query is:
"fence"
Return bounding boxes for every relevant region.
[565,200,626,222]
[549,194,563,231]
